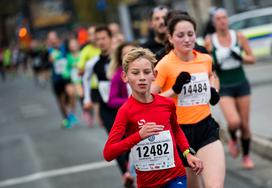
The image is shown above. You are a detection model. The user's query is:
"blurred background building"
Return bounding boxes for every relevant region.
[0,0,272,48]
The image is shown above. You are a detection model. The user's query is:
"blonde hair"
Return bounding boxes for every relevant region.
[122,47,157,73]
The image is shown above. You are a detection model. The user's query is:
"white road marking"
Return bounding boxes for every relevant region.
[0,160,116,187]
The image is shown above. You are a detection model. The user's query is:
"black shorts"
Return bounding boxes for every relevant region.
[178,115,220,167]
[52,78,71,96]
[219,80,251,97]
[32,66,42,72]
[91,88,99,103]
[41,62,52,70]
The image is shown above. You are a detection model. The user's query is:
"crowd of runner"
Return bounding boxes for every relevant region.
[0,5,256,188]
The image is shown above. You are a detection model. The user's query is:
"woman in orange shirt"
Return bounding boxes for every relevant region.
[151,14,225,188]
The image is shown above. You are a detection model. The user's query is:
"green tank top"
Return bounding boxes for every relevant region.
[62,53,79,80]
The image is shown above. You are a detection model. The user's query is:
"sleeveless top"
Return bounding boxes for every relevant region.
[211,30,247,86]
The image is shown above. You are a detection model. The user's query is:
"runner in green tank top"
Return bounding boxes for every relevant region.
[205,8,256,169]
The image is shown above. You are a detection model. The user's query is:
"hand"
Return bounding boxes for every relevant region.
[78,68,85,76]
[230,50,243,61]
[139,122,164,139]
[186,153,203,175]
[122,171,134,188]
[83,102,93,110]
[213,63,222,72]
[210,87,220,106]
[172,72,191,94]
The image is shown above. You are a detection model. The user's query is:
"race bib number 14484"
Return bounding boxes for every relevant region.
[177,72,211,106]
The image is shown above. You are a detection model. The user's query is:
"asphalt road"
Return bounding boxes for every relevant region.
[0,63,271,188]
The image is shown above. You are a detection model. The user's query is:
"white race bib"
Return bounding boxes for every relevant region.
[131,130,175,171]
[98,81,110,103]
[54,58,67,74]
[71,68,80,83]
[177,72,211,106]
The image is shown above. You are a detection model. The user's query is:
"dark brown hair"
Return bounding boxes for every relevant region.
[165,14,197,53]
[148,5,169,20]
[164,10,189,26]
[95,25,112,38]
[107,42,138,79]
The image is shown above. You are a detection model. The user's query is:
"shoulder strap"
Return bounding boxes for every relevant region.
[229,30,237,47]
[211,33,220,49]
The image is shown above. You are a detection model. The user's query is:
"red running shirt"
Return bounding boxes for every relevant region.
[103,94,189,188]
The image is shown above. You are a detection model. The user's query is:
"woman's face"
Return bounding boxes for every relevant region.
[213,10,229,31]
[169,21,196,54]
[69,39,79,52]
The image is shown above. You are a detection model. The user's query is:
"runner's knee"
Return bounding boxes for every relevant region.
[66,85,75,97]
[227,118,241,129]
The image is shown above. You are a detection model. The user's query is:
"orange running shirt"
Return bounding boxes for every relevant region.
[154,50,212,124]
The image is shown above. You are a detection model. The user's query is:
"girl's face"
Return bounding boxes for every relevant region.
[169,20,196,54]
[69,39,79,52]
[121,45,135,59]
[122,57,155,96]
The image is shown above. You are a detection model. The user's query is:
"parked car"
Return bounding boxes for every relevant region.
[229,7,272,58]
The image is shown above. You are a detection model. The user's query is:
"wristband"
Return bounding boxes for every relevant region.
[183,147,196,158]
[183,149,190,158]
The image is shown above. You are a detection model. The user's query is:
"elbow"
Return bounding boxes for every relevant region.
[244,55,256,64]
[103,155,112,162]
[248,57,256,64]
[103,147,114,162]
[251,57,256,64]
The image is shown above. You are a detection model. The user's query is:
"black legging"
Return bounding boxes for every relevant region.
[100,102,129,174]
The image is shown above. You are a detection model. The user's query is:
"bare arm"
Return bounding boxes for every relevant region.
[204,35,213,54]
[209,70,220,91]
[238,32,256,64]
[151,83,176,98]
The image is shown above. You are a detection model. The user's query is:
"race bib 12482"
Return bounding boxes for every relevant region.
[131,130,175,171]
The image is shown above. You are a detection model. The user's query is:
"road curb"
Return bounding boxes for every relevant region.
[251,135,272,161]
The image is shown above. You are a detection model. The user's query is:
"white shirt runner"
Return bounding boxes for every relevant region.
[98,81,110,103]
